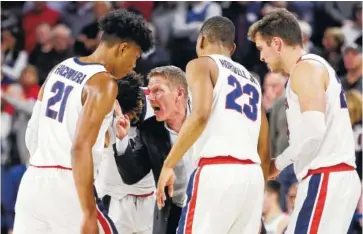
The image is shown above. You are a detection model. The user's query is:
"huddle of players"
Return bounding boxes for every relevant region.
[95,8,360,234]
[14,7,360,234]
[96,9,360,234]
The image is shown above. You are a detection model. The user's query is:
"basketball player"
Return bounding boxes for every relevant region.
[157,16,271,234]
[248,9,360,234]
[95,72,156,234]
[262,180,289,234]
[14,9,152,234]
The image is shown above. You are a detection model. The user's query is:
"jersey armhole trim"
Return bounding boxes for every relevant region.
[203,55,220,90]
[297,57,331,92]
[79,71,110,108]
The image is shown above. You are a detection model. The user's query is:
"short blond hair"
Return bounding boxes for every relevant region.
[147,66,188,100]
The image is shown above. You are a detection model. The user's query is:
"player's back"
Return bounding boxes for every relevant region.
[193,55,262,164]
[30,57,112,172]
[285,54,356,180]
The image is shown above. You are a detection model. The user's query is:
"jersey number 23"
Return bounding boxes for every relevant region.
[225,75,260,121]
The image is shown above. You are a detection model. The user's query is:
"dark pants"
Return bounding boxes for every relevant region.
[166,204,182,234]
[153,201,182,234]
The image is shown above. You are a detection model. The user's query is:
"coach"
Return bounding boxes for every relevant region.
[113,66,194,234]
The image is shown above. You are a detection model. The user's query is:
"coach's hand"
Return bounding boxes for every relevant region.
[81,214,99,234]
[114,100,130,139]
[268,158,280,180]
[157,166,175,210]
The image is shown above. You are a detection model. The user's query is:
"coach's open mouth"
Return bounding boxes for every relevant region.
[152,105,161,112]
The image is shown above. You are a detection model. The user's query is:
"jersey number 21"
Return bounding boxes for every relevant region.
[45,81,73,123]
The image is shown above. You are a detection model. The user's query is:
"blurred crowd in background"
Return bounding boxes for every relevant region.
[1,1,362,234]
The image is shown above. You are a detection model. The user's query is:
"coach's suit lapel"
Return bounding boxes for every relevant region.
[144,117,172,161]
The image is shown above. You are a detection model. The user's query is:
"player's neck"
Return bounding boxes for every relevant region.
[282,47,306,75]
[264,204,283,222]
[165,103,187,133]
[201,46,231,58]
[79,45,108,68]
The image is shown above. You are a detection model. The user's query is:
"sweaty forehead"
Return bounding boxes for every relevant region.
[254,33,268,47]
[148,75,169,88]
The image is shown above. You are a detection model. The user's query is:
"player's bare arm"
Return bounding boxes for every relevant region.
[290,60,328,113]
[71,73,118,219]
[157,57,216,208]
[272,60,328,173]
[37,82,46,101]
[163,58,216,168]
[258,102,271,182]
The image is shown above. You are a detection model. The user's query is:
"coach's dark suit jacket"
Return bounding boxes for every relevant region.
[113,116,182,234]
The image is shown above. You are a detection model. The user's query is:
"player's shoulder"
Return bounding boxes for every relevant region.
[294,55,327,75]
[186,57,219,82]
[86,72,118,94]
[290,56,329,91]
[186,56,217,69]
[291,59,327,86]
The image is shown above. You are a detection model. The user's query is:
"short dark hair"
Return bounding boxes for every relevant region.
[116,71,143,117]
[266,180,281,199]
[98,9,153,52]
[248,8,302,47]
[200,16,235,47]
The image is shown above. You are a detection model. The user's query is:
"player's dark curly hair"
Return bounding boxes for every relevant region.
[98,9,153,52]
[116,71,144,121]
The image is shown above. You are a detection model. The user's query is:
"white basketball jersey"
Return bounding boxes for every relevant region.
[285,54,356,180]
[264,214,286,234]
[95,90,155,198]
[193,55,262,164]
[30,57,113,176]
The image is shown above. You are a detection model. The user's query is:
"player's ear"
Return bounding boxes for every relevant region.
[230,43,236,56]
[199,35,207,49]
[117,42,128,57]
[272,37,282,52]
